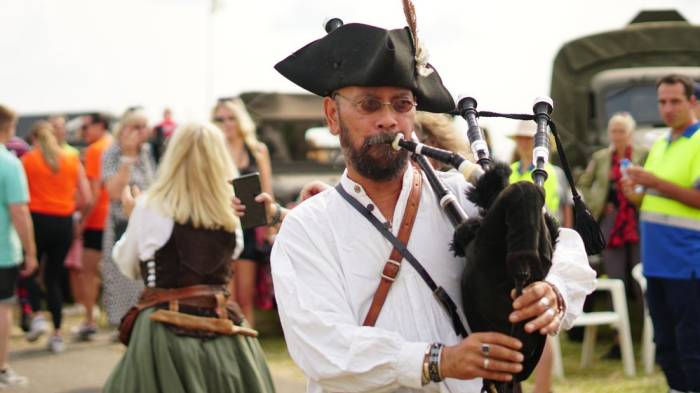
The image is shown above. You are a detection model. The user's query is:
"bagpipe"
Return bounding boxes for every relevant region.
[391,96,605,393]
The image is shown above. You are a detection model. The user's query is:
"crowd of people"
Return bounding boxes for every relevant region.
[0,98,280,390]
[0,80,698,393]
[0,10,699,393]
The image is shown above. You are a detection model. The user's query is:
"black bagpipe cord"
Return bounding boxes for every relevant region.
[461,110,606,255]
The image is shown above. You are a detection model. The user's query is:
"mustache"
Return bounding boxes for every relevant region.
[365,132,404,147]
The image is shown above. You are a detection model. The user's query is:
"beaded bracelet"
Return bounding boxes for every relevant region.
[428,343,444,383]
[437,344,444,381]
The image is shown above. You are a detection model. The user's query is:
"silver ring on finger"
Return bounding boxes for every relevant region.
[481,343,491,357]
[483,357,490,369]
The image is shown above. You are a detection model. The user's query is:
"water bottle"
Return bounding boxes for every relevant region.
[620,158,645,193]
[620,158,631,176]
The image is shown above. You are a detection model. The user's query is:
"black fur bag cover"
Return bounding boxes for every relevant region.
[452,162,560,393]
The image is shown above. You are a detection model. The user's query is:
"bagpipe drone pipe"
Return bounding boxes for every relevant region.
[391,96,605,393]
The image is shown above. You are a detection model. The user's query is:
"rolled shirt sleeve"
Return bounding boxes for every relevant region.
[545,228,597,330]
[271,213,428,392]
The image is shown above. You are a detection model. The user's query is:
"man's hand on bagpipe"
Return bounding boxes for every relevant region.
[437,282,561,384]
[441,332,523,383]
[509,281,561,336]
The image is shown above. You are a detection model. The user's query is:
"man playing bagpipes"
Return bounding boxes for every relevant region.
[270,2,596,392]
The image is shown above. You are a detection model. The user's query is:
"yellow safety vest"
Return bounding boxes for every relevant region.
[641,125,700,231]
[509,162,560,215]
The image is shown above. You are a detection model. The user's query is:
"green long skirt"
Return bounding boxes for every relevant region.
[103,308,276,393]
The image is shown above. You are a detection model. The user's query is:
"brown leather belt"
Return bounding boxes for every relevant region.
[118,284,257,345]
[362,166,422,327]
[139,284,224,304]
[138,284,227,316]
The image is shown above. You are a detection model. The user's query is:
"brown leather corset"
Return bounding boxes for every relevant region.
[140,222,237,289]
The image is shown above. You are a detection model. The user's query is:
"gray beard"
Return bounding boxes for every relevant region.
[339,119,408,182]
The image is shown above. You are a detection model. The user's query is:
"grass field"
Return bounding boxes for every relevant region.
[256,309,668,392]
[524,336,665,393]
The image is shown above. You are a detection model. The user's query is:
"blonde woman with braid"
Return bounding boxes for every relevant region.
[21,121,91,352]
[104,122,274,393]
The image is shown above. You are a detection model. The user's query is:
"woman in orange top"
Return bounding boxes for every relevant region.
[21,121,91,352]
[75,113,113,340]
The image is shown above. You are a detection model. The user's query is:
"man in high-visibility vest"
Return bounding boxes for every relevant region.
[624,73,700,393]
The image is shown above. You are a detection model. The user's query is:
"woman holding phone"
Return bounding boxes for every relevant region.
[212,98,274,327]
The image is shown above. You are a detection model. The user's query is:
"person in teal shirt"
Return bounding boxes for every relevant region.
[0,138,29,268]
[0,104,37,387]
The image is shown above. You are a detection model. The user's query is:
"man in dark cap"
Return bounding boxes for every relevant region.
[271,10,595,392]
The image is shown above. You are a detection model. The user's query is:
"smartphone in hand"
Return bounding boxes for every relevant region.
[232,172,267,230]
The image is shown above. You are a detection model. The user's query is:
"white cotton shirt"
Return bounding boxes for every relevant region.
[112,196,244,280]
[271,167,596,393]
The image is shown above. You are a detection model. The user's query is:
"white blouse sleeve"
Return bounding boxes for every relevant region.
[271,212,427,392]
[545,228,597,330]
[112,197,174,280]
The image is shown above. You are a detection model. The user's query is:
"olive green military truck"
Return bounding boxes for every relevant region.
[550,10,700,171]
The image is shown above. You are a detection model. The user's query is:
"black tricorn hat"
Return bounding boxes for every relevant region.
[275,22,455,113]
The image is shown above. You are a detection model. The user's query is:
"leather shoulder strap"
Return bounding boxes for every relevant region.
[362,167,422,327]
[336,168,468,337]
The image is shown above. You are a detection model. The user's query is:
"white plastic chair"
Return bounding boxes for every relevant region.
[550,278,636,378]
[632,263,655,374]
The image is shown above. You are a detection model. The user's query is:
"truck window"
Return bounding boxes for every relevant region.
[603,84,663,128]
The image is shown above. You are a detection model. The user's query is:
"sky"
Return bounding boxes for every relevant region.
[2,0,700,152]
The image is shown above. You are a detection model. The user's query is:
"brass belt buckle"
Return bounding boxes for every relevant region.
[381,259,402,282]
